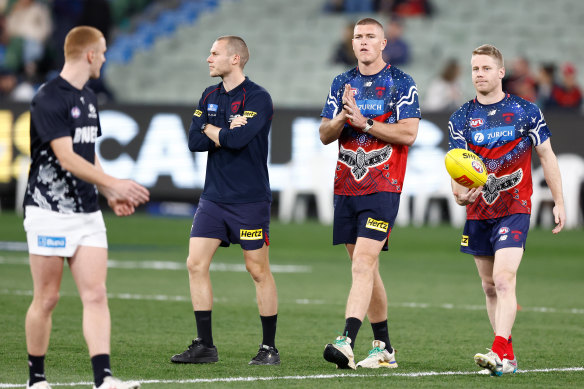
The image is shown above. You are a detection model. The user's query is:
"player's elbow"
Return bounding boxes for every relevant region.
[319,128,335,145]
[56,154,76,173]
[404,132,417,147]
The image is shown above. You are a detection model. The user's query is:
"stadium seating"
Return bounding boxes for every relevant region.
[105,0,584,109]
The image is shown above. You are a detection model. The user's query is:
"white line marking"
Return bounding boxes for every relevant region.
[0,367,582,387]
[0,256,311,273]
[1,288,583,314]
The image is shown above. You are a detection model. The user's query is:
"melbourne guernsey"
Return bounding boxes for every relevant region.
[321,64,421,196]
[448,93,551,219]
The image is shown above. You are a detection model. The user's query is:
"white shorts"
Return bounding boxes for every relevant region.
[23,206,107,257]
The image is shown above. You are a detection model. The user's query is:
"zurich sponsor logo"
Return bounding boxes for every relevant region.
[207,104,218,112]
[473,126,515,145]
[470,118,484,128]
[71,106,81,119]
[498,227,510,235]
[356,99,384,115]
[38,236,66,248]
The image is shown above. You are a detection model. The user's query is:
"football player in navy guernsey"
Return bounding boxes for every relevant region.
[319,18,420,369]
[170,36,280,366]
[22,26,149,389]
[448,44,565,376]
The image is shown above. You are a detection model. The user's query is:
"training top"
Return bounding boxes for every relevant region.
[321,64,421,196]
[24,76,101,214]
[189,77,273,203]
[448,93,551,220]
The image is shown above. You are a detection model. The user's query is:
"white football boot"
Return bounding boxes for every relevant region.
[93,376,141,389]
[474,349,503,376]
[323,335,356,369]
[356,340,398,368]
[502,357,518,374]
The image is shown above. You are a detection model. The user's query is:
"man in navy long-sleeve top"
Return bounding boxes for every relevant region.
[171,36,280,366]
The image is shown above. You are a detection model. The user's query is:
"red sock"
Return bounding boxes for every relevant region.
[506,335,515,360]
[491,336,507,360]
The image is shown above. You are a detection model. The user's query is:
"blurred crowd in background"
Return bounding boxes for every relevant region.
[1,0,582,114]
[0,0,143,104]
[327,0,582,113]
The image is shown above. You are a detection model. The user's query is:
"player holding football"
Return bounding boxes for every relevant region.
[448,44,565,376]
[170,36,280,366]
[23,26,149,389]
[319,18,420,369]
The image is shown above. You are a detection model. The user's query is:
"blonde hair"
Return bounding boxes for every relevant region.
[472,44,504,68]
[217,35,250,68]
[64,26,103,61]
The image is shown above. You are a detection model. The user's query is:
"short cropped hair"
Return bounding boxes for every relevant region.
[354,18,385,33]
[64,26,104,61]
[472,44,504,68]
[217,35,250,68]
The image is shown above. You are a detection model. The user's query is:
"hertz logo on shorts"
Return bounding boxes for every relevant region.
[365,217,389,232]
[243,111,257,118]
[240,229,263,240]
[194,110,203,117]
[461,235,469,246]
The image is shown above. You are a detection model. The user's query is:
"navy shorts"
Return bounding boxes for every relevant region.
[333,192,400,251]
[460,213,530,256]
[190,198,270,250]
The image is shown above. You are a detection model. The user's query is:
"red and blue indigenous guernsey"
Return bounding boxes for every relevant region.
[448,93,551,220]
[321,64,421,196]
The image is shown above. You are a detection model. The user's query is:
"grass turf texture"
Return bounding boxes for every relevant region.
[0,211,583,388]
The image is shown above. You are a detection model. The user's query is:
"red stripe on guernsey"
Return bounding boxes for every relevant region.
[202,88,220,104]
[469,138,522,160]
[242,87,246,109]
[375,111,393,123]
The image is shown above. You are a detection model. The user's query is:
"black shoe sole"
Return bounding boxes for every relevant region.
[171,356,218,364]
[323,344,350,369]
[249,357,281,366]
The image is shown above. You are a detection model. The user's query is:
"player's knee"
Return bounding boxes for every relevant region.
[80,284,107,306]
[186,255,208,275]
[34,292,60,313]
[246,261,269,282]
[351,254,377,277]
[481,280,497,297]
[493,272,516,295]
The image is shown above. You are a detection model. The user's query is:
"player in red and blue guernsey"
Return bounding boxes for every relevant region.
[320,18,420,369]
[170,36,279,366]
[449,44,566,376]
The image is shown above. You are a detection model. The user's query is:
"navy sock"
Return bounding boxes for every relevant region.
[371,320,393,353]
[343,317,362,349]
[28,354,46,385]
[260,314,277,348]
[194,310,213,347]
[90,354,112,388]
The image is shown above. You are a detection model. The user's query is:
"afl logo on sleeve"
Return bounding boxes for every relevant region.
[71,106,81,118]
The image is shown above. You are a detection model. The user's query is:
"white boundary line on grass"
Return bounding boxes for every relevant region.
[1,367,583,387]
[0,256,311,273]
[1,288,584,314]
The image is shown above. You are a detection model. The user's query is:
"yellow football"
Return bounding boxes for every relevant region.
[444,148,488,188]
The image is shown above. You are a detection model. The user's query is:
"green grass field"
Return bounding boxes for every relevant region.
[1,212,583,388]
